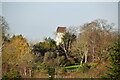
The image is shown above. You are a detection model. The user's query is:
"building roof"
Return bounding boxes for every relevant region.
[57,27,66,33]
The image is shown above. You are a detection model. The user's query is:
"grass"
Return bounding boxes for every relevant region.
[65,65,80,69]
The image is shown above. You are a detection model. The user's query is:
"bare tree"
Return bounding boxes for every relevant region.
[71,19,118,64]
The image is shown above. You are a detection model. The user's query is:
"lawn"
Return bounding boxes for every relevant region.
[65,65,80,69]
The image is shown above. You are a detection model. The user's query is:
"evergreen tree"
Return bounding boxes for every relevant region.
[103,41,120,80]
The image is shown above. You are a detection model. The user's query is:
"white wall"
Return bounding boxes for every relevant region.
[56,32,64,45]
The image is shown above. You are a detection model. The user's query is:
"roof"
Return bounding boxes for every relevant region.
[57,27,66,33]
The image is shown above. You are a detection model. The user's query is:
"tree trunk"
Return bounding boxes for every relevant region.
[80,55,84,65]
[24,67,27,76]
[85,48,88,63]
[92,47,95,62]
[29,69,32,77]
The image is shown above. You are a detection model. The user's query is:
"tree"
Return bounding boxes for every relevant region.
[33,37,56,54]
[2,35,33,77]
[70,19,117,65]
[58,32,76,58]
[0,16,10,78]
[103,41,120,80]
[32,37,57,63]
[79,19,117,63]
[71,34,88,65]
[44,37,57,51]
[0,16,9,42]
[32,37,57,56]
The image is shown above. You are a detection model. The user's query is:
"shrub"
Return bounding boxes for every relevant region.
[3,70,21,79]
[77,63,90,73]
[64,60,71,66]
[56,56,66,66]
[89,63,98,69]
[34,62,48,73]
[48,67,55,80]
[55,67,66,75]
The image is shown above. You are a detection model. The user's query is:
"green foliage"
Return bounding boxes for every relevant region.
[48,67,55,78]
[36,62,49,70]
[103,41,120,80]
[56,56,66,66]
[32,37,57,58]
[89,63,98,69]
[77,63,90,73]
[44,37,57,51]
[58,32,76,57]
[33,62,49,73]
[43,52,57,63]
[1,18,119,78]
[62,32,76,45]
[56,56,75,66]
[65,65,80,69]
[64,59,75,66]
[65,65,80,72]
[55,67,66,75]
[3,70,21,79]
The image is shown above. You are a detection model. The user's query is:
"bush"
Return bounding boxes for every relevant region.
[56,56,66,66]
[3,70,21,79]
[34,62,48,73]
[77,63,90,73]
[55,67,66,75]
[89,63,98,69]
[48,67,55,80]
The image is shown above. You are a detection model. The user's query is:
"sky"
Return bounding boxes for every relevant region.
[1,2,118,42]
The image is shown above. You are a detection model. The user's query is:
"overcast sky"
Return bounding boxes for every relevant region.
[1,2,118,42]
